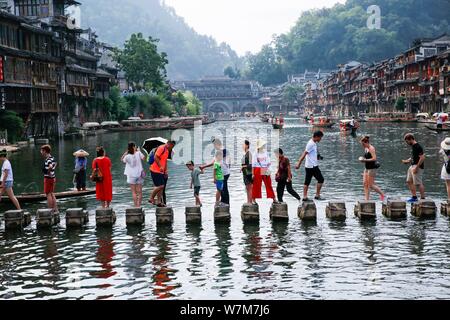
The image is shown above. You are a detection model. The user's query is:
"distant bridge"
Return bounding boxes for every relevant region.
[172,77,264,114]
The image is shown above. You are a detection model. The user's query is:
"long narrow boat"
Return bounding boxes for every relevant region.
[426,125,450,132]
[1,189,96,204]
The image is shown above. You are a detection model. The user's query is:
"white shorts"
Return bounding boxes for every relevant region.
[127,176,144,185]
[441,165,450,180]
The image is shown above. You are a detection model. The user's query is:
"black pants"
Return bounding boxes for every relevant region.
[162,176,168,204]
[304,167,325,186]
[438,124,443,129]
[221,174,230,204]
[277,179,301,202]
[75,169,86,190]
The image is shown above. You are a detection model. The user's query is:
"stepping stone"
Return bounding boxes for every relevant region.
[156,206,174,224]
[241,204,259,223]
[326,202,347,220]
[66,208,89,228]
[270,202,289,221]
[354,201,376,220]
[411,200,437,218]
[440,201,449,217]
[96,208,116,227]
[126,208,145,226]
[185,206,202,224]
[4,210,30,230]
[382,200,407,219]
[298,201,317,221]
[36,209,58,228]
[214,205,230,223]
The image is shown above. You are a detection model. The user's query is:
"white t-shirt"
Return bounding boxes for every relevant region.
[252,151,271,168]
[437,116,444,125]
[305,139,319,168]
[1,159,13,182]
[123,151,144,178]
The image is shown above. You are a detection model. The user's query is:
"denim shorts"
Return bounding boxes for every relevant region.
[127,176,144,185]
[216,180,224,191]
[2,181,13,189]
[194,186,201,196]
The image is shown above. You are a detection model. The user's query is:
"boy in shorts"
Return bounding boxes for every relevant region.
[186,161,204,207]
[214,151,225,207]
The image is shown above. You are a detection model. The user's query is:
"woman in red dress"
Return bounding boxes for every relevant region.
[92,146,113,208]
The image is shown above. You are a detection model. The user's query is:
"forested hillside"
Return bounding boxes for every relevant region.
[245,0,450,86]
[81,0,241,80]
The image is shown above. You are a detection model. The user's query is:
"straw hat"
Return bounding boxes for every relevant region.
[73,149,89,157]
[256,139,267,150]
[441,138,450,151]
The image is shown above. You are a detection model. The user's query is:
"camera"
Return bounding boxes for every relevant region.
[318,154,324,161]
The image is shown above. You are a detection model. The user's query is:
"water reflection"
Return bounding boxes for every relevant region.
[151,225,179,299]
[92,229,117,286]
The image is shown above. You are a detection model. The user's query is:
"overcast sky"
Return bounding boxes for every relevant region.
[164,0,345,55]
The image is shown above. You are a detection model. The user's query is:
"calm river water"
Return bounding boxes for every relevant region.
[1,118,450,300]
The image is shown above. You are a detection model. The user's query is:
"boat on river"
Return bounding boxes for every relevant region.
[271,117,284,129]
[107,116,215,132]
[1,189,96,204]
[362,112,416,123]
[309,116,335,128]
[340,119,360,133]
[426,125,450,132]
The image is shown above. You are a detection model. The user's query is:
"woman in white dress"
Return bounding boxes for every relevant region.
[121,142,146,207]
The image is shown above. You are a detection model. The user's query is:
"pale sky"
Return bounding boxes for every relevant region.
[164,0,346,55]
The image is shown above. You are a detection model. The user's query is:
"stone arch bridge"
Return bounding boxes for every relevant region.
[171,77,264,114]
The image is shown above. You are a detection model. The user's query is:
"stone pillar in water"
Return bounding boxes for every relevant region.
[156,207,174,224]
[270,202,289,221]
[441,201,450,217]
[185,206,202,224]
[36,209,59,228]
[241,203,259,223]
[96,208,116,227]
[326,202,347,220]
[382,200,407,219]
[214,205,230,223]
[126,208,145,226]
[298,201,317,221]
[354,201,376,220]
[411,200,437,218]
[4,210,31,230]
[65,208,89,228]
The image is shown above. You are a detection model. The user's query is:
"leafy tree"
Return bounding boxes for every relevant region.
[183,91,203,115]
[0,110,24,142]
[245,45,286,86]
[114,33,168,93]
[224,66,241,79]
[282,84,305,106]
[395,96,406,111]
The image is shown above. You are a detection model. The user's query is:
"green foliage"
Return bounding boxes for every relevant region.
[245,0,450,85]
[395,96,406,111]
[224,66,241,79]
[114,33,168,92]
[183,91,203,116]
[0,110,24,142]
[81,0,242,80]
[172,91,188,116]
[110,86,132,121]
[282,84,305,105]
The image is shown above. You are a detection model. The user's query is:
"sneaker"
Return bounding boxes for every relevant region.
[407,197,419,203]
[314,196,326,201]
[303,198,310,202]
[380,194,386,202]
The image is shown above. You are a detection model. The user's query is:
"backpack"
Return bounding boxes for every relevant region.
[148,146,167,166]
[445,150,450,174]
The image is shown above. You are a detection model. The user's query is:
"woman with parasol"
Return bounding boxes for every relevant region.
[73,149,89,191]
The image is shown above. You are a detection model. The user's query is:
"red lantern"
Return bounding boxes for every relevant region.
[0,56,4,83]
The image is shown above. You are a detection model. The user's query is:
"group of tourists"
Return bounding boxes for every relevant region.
[3,130,450,212]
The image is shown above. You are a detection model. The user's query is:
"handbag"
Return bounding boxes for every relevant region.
[90,162,103,182]
[140,170,147,179]
[374,161,381,169]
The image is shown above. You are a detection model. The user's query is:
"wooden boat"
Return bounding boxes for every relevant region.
[1,189,96,204]
[309,116,335,128]
[426,125,450,132]
[271,117,284,129]
[340,120,360,133]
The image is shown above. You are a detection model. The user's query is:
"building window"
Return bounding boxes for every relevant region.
[15,0,49,17]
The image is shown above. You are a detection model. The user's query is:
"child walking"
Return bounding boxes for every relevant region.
[214,151,225,207]
[186,161,204,206]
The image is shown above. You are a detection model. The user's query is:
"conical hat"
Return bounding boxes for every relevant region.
[73,149,89,157]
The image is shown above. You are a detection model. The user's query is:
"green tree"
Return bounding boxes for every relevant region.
[0,110,24,142]
[395,96,406,111]
[224,66,241,79]
[183,91,203,115]
[114,33,168,92]
[282,84,305,106]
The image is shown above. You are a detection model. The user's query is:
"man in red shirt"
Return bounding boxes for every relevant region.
[149,140,175,207]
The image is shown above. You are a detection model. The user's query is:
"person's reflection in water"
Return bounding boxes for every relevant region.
[124,226,148,280]
[40,230,62,292]
[152,225,179,299]
[242,223,273,294]
[359,220,377,263]
[407,221,428,257]
[186,224,203,277]
[91,228,117,290]
[214,223,233,281]
[301,221,326,294]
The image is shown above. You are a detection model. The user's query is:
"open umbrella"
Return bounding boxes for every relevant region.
[73,149,89,157]
[142,137,168,154]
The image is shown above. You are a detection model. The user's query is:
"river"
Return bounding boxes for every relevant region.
[1,118,450,299]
